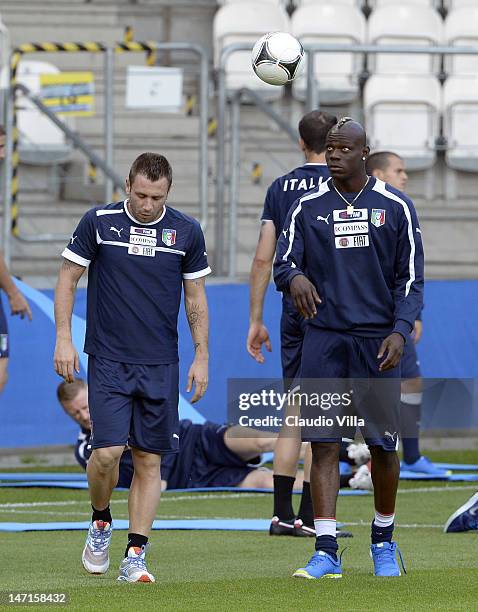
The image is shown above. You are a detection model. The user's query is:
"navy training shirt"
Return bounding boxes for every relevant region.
[274,177,424,339]
[261,163,330,241]
[63,200,211,364]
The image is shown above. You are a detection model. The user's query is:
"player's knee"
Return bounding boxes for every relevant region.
[132,449,161,479]
[254,437,276,455]
[369,445,399,467]
[311,441,340,464]
[91,447,122,472]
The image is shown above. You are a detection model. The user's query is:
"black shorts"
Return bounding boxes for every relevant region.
[87,355,179,455]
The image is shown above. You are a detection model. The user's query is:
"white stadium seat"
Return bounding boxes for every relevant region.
[368,0,440,8]
[294,0,362,6]
[444,1,478,9]
[217,0,288,7]
[367,5,444,75]
[291,3,366,104]
[213,2,290,99]
[443,76,478,172]
[445,7,478,76]
[0,60,74,163]
[364,75,441,171]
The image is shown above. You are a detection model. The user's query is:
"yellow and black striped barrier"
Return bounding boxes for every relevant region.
[9,42,107,235]
[115,41,157,66]
[8,40,166,235]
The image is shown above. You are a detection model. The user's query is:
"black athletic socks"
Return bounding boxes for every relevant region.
[297,481,314,527]
[273,474,295,520]
[91,504,112,525]
[401,401,421,464]
[371,521,394,544]
[315,535,338,560]
[125,533,148,558]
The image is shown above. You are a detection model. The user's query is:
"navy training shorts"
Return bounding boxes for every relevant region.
[0,297,9,358]
[299,326,401,451]
[188,422,257,488]
[401,334,421,380]
[87,355,179,455]
[280,297,306,380]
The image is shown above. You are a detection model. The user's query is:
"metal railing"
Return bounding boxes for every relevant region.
[217,41,478,277]
[2,41,210,266]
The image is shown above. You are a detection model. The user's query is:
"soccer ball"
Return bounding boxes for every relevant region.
[251,32,304,86]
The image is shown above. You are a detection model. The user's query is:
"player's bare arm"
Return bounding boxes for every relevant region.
[290,274,322,320]
[54,258,86,382]
[247,220,276,363]
[184,276,209,403]
[0,252,32,320]
[413,320,423,344]
[378,332,405,372]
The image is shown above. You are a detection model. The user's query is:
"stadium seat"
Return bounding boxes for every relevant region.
[291,3,366,104]
[364,75,441,171]
[294,0,363,6]
[443,76,478,172]
[368,0,440,7]
[0,61,74,163]
[217,0,289,7]
[444,1,478,8]
[444,7,478,76]
[213,2,290,99]
[367,5,444,75]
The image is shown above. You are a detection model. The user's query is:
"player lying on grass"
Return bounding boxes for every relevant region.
[57,379,305,492]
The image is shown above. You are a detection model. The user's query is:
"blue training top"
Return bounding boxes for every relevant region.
[274,177,424,339]
[62,200,210,364]
[261,162,330,241]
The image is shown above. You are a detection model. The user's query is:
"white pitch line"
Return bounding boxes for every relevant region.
[0,485,474,511]
[343,521,443,529]
[397,484,478,494]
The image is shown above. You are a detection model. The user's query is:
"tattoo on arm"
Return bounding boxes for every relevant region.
[186,302,202,332]
[194,342,200,352]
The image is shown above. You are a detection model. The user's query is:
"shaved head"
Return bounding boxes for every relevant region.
[325,117,370,187]
[327,117,367,147]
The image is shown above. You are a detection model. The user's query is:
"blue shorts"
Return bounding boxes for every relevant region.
[299,326,401,451]
[188,423,257,488]
[87,355,179,455]
[401,335,421,379]
[280,298,305,380]
[0,298,9,358]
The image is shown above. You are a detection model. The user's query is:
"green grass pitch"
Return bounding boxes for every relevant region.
[0,450,477,611]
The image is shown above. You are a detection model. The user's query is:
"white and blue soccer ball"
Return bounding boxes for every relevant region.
[251,31,304,86]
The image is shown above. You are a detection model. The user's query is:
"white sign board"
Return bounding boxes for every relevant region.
[125,66,183,112]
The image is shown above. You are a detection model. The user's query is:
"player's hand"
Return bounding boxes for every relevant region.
[187,357,208,403]
[54,338,80,383]
[377,332,405,371]
[290,275,321,319]
[413,319,423,344]
[246,321,272,363]
[8,289,32,321]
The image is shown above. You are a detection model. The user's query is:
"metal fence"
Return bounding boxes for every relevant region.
[216,42,478,278]
[2,41,210,266]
